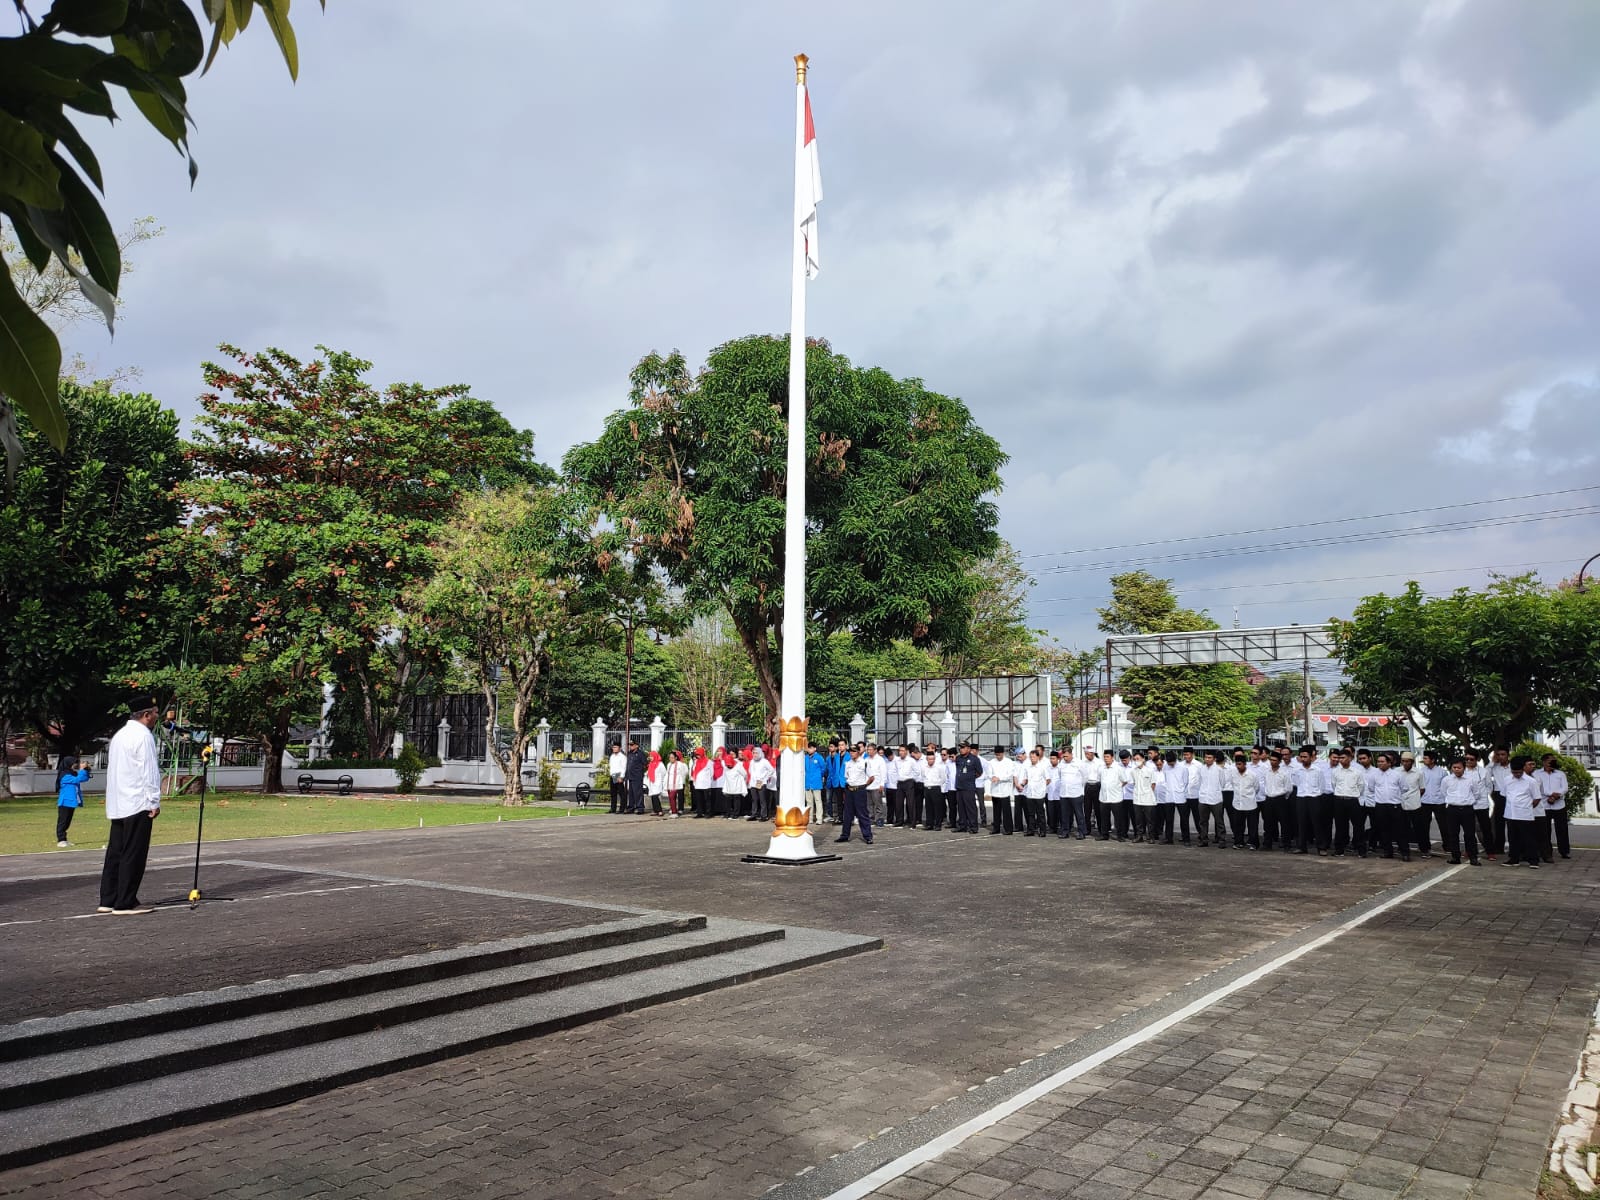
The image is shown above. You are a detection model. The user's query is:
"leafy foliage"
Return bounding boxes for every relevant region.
[393,742,425,793]
[1333,576,1600,752]
[939,540,1041,677]
[563,335,1006,724]
[807,632,942,730]
[0,382,186,754]
[418,486,588,805]
[0,1,322,457]
[665,613,750,729]
[169,344,495,789]
[538,638,681,730]
[1514,741,1593,811]
[1098,570,1262,739]
[1255,674,1327,744]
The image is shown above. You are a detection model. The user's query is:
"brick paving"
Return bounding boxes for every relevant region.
[0,863,604,1020]
[0,818,1594,1199]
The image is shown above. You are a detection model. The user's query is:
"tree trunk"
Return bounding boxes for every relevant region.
[733,618,780,731]
[622,620,635,747]
[0,718,11,800]
[262,715,291,793]
[497,679,537,806]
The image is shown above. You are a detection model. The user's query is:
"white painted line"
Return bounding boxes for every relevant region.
[820,865,1464,1200]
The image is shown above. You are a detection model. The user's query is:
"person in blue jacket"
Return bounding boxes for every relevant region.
[55,757,91,847]
[803,741,826,823]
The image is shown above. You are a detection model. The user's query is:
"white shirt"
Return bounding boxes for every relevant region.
[692,760,717,790]
[608,751,627,780]
[665,761,688,791]
[1491,762,1513,794]
[1468,763,1491,809]
[1162,763,1188,804]
[884,757,901,789]
[1438,772,1479,807]
[1366,768,1403,806]
[721,762,748,796]
[1024,760,1050,799]
[105,719,161,819]
[1396,767,1424,811]
[1182,760,1201,800]
[1421,763,1446,802]
[1539,768,1568,810]
[987,757,1015,797]
[1292,760,1330,796]
[1261,765,1290,798]
[1330,765,1365,798]
[1081,756,1102,785]
[844,757,869,788]
[865,754,887,790]
[1503,772,1543,820]
[1195,763,1225,804]
[1057,760,1086,798]
[1230,767,1260,811]
[1131,762,1158,806]
[748,756,775,789]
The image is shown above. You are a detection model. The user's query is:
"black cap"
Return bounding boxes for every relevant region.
[130,696,161,716]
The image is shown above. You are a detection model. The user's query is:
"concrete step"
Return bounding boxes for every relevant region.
[0,912,704,1063]
[0,922,783,1111]
[0,919,881,1171]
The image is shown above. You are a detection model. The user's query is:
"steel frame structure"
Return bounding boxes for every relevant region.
[1105,625,1335,672]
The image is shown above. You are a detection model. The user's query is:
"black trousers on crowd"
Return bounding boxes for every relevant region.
[1331,795,1363,854]
[1288,791,1314,852]
[99,813,154,910]
[55,805,76,842]
[1182,798,1200,841]
[1198,801,1227,845]
[1084,783,1102,835]
[1490,791,1507,855]
[609,779,625,813]
[990,796,1014,834]
[924,786,944,829]
[955,789,978,832]
[1150,804,1174,842]
[1441,805,1479,863]
[1369,806,1410,859]
[1228,807,1260,849]
[1260,796,1287,849]
[1474,808,1494,854]
[1546,807,1571,859]
[1409,805,1435,853]
[896,780,916,827]
[1046,798,1061,835]
[1504,815,1539,865]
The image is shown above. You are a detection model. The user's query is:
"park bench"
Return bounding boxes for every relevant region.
[297,773,354,796]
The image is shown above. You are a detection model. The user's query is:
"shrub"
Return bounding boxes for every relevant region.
[394,744,427,794]
[1514,741,1593,812]
[537,757,560,805]
[658,738,678,759]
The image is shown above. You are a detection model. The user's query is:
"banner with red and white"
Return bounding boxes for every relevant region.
[797,86,822,278]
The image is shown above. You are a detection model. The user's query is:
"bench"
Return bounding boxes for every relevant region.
[297,773,354,795]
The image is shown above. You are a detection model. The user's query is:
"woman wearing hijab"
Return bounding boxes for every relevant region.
[664,749,687,818]
[748,747,775,821]
[645,751,664,816]
[691,748,717,818]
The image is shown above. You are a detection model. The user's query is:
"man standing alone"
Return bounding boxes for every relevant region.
[99,700,162,915]
[625,738,648,813]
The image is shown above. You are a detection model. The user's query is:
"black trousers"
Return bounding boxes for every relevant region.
[956,790,978,831]
[1062,795,1088,837]
[1109,798,1132,839]
[1046,797,1060,834]
[1154,804,1178,841]
[897,780,917,827]
[1289,792,1316,851]
[1490,791,1507,855]
[99,813,154,910]
[1132,805,1155,840]
[1084,784,1102,834]
[1505,815,1539,865]
[1409,806,1434,852]
[1331,795,1363,854]
[1312,794,1333,852]
[1441,806,1479,862]
[1474,808,1494,853]
[1546,808,1570,858]
[56,805,76,842]
[1183,798,1200,840]
[1369,806,1408,858]
[1198,801,1226,845]
[609,779,625,812]
[1229,807,1260,848]
[990,796,1014,834]
[925,787,944,829]
[1018,796,1044,834]
[839,789,873,841]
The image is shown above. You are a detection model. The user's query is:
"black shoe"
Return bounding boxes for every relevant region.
[834,836,850,843]
[1448,856,1461,865]
[1400,854,1411,862]
[1502,859,1520,867]
[1198,840,1208,848]
[1470,858,1481,866]
[1317,849,1327,857]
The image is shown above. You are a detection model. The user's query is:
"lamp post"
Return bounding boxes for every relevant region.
[1577,553,1598,770]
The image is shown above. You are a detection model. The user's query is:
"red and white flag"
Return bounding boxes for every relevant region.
[797,85,822,278]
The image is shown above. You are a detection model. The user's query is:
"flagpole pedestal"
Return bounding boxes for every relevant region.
[742,740,841,865]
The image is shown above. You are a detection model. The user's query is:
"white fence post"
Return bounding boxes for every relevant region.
[905,711,923,748]
[649,715,665,752]
[1018,710,1038,751]
[592,719,608,766]
[850,713,867,746]
[536,719,550,762]
[938,710,958,748]
[711,715,727,755]
[436,719,451,762]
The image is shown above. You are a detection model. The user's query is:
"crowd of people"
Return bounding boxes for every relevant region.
[603,737,1575,866]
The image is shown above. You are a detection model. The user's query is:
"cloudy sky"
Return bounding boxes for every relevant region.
[72,0,1600,670]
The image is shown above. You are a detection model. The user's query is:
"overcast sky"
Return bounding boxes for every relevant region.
[72,0,1600,669]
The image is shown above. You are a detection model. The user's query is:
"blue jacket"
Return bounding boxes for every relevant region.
[824,751,846,788]
[57,768,91,808]
[803,751,826,789]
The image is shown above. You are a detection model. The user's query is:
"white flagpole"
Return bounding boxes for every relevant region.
[761,52,821,861]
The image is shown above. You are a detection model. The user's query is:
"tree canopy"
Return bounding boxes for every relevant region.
[563,335,1006,726]
[1332,575,1600,752]
[0,1,322,461]
[0,382,185,767]
[1098,570,1261,740]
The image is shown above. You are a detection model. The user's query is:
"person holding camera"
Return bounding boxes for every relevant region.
[55,757,92,847]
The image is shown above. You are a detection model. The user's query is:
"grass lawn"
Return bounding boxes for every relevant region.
[0,793,593,856]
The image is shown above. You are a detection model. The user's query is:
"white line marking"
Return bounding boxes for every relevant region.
[820,865,1464,1200]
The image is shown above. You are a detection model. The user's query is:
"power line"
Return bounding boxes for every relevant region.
[1022,485,1600,561]
[1031,558,1569,606]
[1033,505,1600,576]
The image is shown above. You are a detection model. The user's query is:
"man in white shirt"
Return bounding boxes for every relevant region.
[1539,754,1570,861]
[835,746,875,845]
[1465,750,1495,859]
[1436,756,1482,866]
[1160,751,1189,845]
[1419,750,1447,857]
[1365,752,1409,861]
[1058,748,1088,840]
[884,748,902,827]
[99,700,163,915]
[1501,755,1545,867]
[987,747,1017,836]
[1181,747,1202,842]
[865,744,888,827]
[1194,751,1227,848]
[1098,750,1126,841]
[1289,746,1329,855]
[1329,749,1368,857]
[1018,749,1049,836]
[1228,753,1261,850]
[1261,751,1293,852]
[607,744,627,814]
[1396,752,1428,857]
[1489,746,1513,858]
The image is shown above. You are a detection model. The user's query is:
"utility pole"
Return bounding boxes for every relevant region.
[1302,658,1314,746]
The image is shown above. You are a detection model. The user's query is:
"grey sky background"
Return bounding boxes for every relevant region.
[70,1,1600,661]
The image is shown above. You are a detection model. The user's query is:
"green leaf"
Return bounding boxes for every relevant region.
[0,255,66,451]
[21,200,117,331]
[52,152,121,294]
[49,0,131,37]
[30,105,105,192]
[0,110,63,209]
[260,0,299,81]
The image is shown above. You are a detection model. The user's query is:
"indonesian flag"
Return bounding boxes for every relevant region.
[798,86,822,278]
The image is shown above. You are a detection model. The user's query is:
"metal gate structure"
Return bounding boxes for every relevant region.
[406,693,489,760]
[873,675,1053,745]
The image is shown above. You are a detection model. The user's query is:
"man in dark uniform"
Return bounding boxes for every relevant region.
[953,742,983,833]
[625,738,648,813]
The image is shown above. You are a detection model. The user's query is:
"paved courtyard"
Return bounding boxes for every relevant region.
[0,814,1594,1199]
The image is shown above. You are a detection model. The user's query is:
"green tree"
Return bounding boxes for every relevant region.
[666,612,750,730]
[1097,570,1261,740]
[563,335,1006,724]
[173,344,492,790]
[806,632,943,731]
[538,639,681,731]
[1255,674,1327,746]
[419,487,586,805]
[441,396,557,492]
[939,540,1041,677]
[0,1,321,459]
[1332,576,1600,752]
[0,383,186,795]
[1035,642,1104,733]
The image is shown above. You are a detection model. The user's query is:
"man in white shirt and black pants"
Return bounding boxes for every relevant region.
[99,700,163,915]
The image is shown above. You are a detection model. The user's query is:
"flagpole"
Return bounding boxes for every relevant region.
[754,52,826,863]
